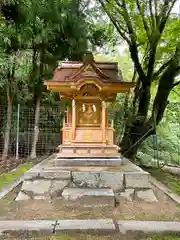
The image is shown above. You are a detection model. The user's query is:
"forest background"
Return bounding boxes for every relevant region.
[0,0,180,169]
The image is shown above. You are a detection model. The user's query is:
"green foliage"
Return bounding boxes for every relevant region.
[0,0,109,158]
[137,95,180,166]
[146,167,180,195]
[0,162,33,190]
[98,0,180,158]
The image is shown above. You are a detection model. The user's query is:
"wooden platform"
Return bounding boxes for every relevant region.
[57,143,120,158]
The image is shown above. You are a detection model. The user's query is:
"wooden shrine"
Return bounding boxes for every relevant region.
[44,53,134,158]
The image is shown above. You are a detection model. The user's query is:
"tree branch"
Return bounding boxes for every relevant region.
[146,0,176,83]
[158,0,177,34]
[99,0,131,44]
[153,59,172,79]
[99,0,146,82]
[167,0,178,17]
[173,80,180,88]
[147,0,178,83]
[149,0,156,28]
[153,0,158,24]
[121,0,136,39]
[121,0,146,82]
[132,66,137,82]
[172,66,180,87]
[136,0,150,39]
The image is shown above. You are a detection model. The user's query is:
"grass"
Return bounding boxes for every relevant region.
[0,162,34,191]
[143,166,180,195]
[2,234,180,240]
[150,235,180,240]
[2,233,120,240]
[44,236,114,240]
[49,235,180,240]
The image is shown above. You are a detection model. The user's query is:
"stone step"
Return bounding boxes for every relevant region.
[61,188,115,207]
[54,158,123,166]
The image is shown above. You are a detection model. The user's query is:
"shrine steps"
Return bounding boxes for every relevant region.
[15,154,157,205]
[61,187,115,207]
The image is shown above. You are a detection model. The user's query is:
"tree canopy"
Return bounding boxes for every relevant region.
[0,0,180,163]
[97,0,180,158]
[0,0,108,161]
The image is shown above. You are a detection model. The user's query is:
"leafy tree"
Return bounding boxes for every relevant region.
[19,0,91,159]
[98,0,180,158]
[0,0,107,160]
[0,0,28,161]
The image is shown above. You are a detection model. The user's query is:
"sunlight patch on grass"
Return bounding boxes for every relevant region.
[0,162,34,191]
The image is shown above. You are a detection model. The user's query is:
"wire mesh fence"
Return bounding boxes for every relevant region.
[0,103,64,162]
[0,99,180,168]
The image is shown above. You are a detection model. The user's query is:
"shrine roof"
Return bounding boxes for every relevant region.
[49,53,124,83]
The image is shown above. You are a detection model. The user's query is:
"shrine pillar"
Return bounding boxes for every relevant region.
[102,101,106,143]
[66,107,69,124]
[72,99,76,141]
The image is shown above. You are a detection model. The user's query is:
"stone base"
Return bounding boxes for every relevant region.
[54,157,123,167]
[15,155,157,204]
[61,188,115,207]
[57,143,120,158]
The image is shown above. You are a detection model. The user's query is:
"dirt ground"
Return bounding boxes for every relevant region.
[1,232,180,240]
[0,233,138,240]
[0,184,180,221]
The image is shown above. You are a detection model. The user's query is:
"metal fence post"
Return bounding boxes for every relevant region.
[16,104,20,160]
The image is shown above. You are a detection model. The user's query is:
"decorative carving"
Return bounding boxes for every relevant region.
[77,101,101,125]
[80,84,99,97]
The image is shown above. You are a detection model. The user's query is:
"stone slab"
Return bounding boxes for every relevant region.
[55,158,123,167]
[150,176,180,204]
[0,220,180,236]
[0,220,54,234]
[118,220,180,234]
[124,171,151,189]
[24,169,71,180]
[21,180,51,196]
[40,170,71,180]
[99,172,124,191]
[50,180,70,197]
[24,171,40,180]
[15,191,30,201]
[0,154,57,201]
[121,158,144,172]
[136,189,158,202]
[62,188,115,207]
[0,177,23,200]
[34,196,48,200]
[120,189,135,201]
[55,219,116,234]
[72,171,124,191]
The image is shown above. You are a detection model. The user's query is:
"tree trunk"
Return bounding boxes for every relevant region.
[2,93,12,162]
[1,57,16,166]
[120,51,180,160]
[30,45,44,160]
[30,97,40,159]
[120,120,154,159]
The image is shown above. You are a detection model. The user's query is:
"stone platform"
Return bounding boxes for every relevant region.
[16,155,157,204]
